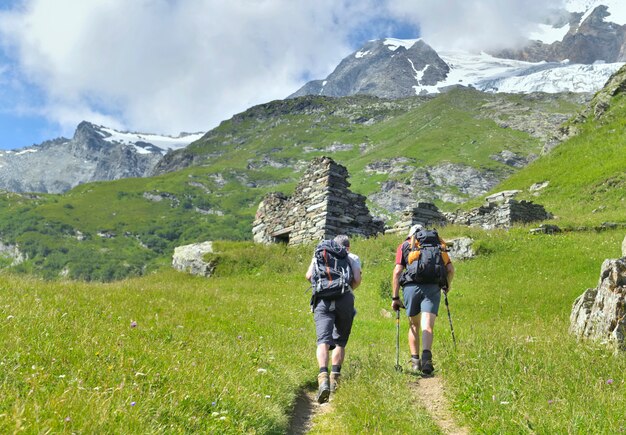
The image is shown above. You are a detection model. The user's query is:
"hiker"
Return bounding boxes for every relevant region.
[391,224,454,374]
[305,234,361,403]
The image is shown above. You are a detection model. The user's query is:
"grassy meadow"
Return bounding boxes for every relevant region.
[2,228,625,433]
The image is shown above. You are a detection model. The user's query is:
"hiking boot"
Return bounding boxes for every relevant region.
[410,357,421,373]
[330,372,341,392]
[421,350,434,375]
[316,372,330,404]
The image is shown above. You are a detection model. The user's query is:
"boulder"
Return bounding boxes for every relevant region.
[446,237,475,261]
[570,254,626,351]
[172,241,215,277]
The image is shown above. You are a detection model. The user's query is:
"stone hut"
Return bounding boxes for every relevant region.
[446,190,552,229]
[386,202,447,235]
[252,156,384,245]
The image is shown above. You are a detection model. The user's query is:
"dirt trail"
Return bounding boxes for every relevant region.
[412,376,470,435]
[287,389,331,435]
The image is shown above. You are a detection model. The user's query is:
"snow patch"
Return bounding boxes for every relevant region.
[355,50,371,58]
[384,38,419,51]
[15,149,38,156]
[98,126,204,154]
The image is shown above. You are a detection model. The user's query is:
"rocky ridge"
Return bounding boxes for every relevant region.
[0,122,203,194]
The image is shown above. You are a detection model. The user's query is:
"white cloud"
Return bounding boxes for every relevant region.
[0,0,382,136]
[386,0,566,52]
[0,0,569,138]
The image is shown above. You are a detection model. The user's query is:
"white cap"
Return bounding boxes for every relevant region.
[407,224,423,238]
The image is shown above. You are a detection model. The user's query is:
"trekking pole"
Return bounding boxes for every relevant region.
[443,289,457,349]
[395,309,402,372]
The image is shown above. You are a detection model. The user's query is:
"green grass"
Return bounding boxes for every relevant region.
[1,229,625,432]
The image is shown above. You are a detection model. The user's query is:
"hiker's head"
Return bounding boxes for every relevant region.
[407,224,423,238]
[334,235,350,250]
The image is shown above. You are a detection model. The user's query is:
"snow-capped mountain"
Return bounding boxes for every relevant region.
[96,125,204,155]
[290,3,626,99]
[0,122,205,193]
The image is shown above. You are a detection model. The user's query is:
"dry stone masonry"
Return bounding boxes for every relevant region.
[386,203,447,235]
[445,190,551,229]
[570,236,626,352]
[253,156,383,245]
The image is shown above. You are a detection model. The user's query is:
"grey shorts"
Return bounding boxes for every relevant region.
[402,283,441,317]
[313,292,355,348]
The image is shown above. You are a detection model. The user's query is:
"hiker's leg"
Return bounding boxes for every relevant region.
[408,313,421,356]
[314,299,334,370]
[317,343,330,369]
[330,293,355,366]
[331,345,345,366]
[421,312,437,351]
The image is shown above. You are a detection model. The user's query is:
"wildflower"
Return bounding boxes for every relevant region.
[265,395,271,399]
[7,315,14,320]
[548,400,554,405]
[211,401,217,406]
[257,368,267,374]
[65,417,71,422]
[237,335,242,340]
[606,379,614,385]
[130,320,137,328]
[131,401,136,406]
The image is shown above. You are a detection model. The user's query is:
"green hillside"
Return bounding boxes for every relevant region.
[0,88,588,281]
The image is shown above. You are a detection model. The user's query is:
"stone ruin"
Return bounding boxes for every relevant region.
[252,156,384,245]
[386,202,447,235]
[570,236,626,352]
[445,190,552,230]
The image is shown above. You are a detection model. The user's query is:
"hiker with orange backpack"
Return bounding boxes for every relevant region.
[391,224,454,374]
[306,234,361,403]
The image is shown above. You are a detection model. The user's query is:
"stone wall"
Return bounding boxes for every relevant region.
[445,190,551,229]
[253,156,384,245]
[386,202,447,235]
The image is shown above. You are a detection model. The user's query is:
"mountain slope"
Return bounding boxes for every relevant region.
[489,65,626,226]
[0,89,586,280]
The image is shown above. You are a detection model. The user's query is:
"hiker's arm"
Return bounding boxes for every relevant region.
[392,264,403,299]
[305,258,314,282]
[445,262,455,291]
[350,259,361,289]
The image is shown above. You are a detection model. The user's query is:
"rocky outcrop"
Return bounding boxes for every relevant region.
[253,157,384,245]
[370,163,503,214]
[172,241,215,277]
[570,239,626,351]
[446,190,552,229]
[0,241,25,266]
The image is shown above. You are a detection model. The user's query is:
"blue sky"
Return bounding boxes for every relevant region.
[0,0,562,150]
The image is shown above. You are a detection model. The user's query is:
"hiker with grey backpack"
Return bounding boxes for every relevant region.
[306,235,361,403]
[391,224,454,375]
